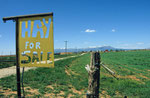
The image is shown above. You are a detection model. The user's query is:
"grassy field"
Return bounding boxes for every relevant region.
[0,53,90,97]
[0,56,16,69]
[0,53,78,69]
[100,50,150,97]
[0,50,150,97]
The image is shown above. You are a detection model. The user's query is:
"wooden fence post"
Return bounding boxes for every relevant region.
[86,52,100,98]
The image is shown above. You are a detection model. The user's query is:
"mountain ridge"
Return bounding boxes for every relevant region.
[54,46,122,53]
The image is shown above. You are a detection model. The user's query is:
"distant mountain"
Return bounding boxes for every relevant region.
[54,46,123,53]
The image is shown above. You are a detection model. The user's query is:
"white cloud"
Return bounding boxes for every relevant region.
[136,42,144,45]
[85,29,96,33]
[111,29,116,32]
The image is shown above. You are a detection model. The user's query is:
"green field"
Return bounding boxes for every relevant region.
[100,50,150,97]
[0,56,16,69]
[0,53,78,69]
[0,53,90,97]
[0,50,150,97]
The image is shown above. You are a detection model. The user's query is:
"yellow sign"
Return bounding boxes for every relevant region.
[19,16,54,67]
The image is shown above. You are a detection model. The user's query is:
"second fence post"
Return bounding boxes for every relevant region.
[86,52,101,98]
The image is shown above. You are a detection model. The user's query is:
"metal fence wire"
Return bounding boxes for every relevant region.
[0,53,124,98]
[0,54,94,97]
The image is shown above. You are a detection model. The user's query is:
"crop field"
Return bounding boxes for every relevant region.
[100,50,150,97]
[0,53,90,97]
[0,50,150,97]
[0,55,16,69]
[0,53,78,69]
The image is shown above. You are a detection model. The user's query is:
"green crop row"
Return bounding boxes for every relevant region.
[100,50,150,97]
[0,53,90,97]
[0,50,150,97]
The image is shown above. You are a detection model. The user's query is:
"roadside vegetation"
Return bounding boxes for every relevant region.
[0,53,90,97]
[0,56,16,69]
[0,53,79,69]
[0,50,150,97]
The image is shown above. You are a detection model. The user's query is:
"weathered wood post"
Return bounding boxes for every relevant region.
[86,52,100,98]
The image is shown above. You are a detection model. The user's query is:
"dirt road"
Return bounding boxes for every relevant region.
[0,54,85,78]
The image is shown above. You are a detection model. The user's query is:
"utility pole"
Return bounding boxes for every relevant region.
[64,41,68,55]
[1,51,3,56]
[75,47,78,54]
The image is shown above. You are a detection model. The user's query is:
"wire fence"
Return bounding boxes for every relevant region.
[0,53,93,98]
[0,52,120,98]
[0,67,91,97]
[0,51,16,70]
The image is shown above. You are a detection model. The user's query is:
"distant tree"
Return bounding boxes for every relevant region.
[115,49,119,52]
[81,51,85,53]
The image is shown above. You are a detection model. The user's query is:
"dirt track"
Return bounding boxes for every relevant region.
[0,54,85,78]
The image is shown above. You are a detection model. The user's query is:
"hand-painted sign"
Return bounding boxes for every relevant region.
[19,16,54,67]
[3,13,54,97]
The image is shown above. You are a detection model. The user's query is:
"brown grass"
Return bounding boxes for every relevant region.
[65,69,71,76]
[139,74,149,80]
[65,67,79,76]
[71,88,83,95]
[46,85,54,89]
[0,88,17,97]
[117,75,140,81]
[100,91,111,98]
[25,87,39,94]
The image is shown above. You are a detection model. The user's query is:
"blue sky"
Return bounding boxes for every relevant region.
[0,0,150,54]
